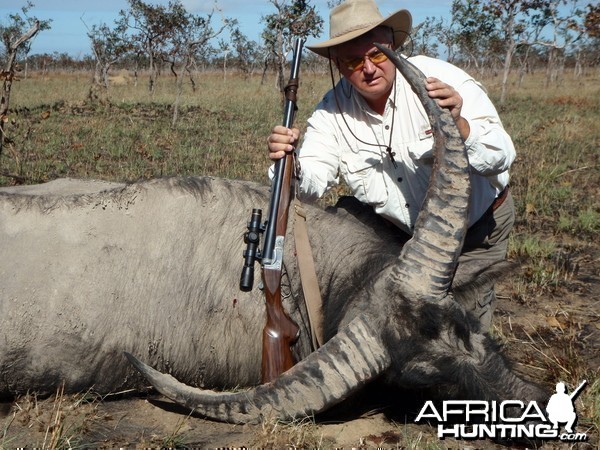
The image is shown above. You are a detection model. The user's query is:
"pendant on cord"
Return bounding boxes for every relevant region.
[386,146,397,169]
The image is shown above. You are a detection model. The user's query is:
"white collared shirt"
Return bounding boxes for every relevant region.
[294,55,515,234]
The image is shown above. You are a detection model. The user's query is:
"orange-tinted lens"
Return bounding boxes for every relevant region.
[343,57,365,71]
[342,50,388,72]
[369,51,388,64]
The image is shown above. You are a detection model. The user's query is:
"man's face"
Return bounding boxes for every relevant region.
[331,27,396,108]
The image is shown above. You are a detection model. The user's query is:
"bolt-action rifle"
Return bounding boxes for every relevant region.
[239,38,304,383]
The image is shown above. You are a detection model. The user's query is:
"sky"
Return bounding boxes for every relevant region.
[0,0,454,58]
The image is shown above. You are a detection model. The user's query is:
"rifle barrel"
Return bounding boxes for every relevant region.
[569,379,587,400]
[262,38,304,265]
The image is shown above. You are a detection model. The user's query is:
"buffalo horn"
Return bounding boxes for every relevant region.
[375,44,471,300]
[126,316,390,423]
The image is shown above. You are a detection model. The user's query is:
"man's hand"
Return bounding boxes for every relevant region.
[267,126,300,160]
[425,77,470,140]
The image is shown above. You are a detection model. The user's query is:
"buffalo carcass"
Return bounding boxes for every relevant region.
[124,47,547,423]
[0,48,545,422]
[0,176,316,396]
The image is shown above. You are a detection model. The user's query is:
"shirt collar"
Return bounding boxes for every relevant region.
[349,72,398,119]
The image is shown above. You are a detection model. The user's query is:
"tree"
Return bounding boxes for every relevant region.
[410,17,445,59]
[159,1,233,126]
[481,0,551,104]
[525,1,586,86]
[505,1,590,85]
[580,2,600,66]
[220,26,262,78]
[0,1,50,157]
[261,0,323,91]
[117,0,172,94]
[449,0,500,74]
[85,20,132,102]
[584,2,600,37]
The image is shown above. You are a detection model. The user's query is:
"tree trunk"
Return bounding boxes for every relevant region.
[172,77,183,128]
[517,45,532,89]
[147,43,156,95]
[261,54,270,86]
[88,61,109,104]
[171,62,181,128]
[545,47,557,87]
[574,50,582,77]
[499,42,515,106]
[0,21,40,157]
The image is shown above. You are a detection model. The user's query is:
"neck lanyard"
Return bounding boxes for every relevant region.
[328,57,398,168]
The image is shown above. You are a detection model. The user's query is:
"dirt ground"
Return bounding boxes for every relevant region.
[1,242,598,449]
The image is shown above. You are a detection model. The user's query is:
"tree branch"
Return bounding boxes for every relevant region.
[10,20,40,52]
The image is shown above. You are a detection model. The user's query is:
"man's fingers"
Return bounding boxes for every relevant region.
[271,126,299,140]
[425,78,455,99]
[269,150,288,160]
[268,126,300,160]
[268,133,295,146]
[267,125,300,160]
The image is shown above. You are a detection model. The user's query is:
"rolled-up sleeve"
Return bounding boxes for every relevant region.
[459,79,516,176]
[294,104,342,201]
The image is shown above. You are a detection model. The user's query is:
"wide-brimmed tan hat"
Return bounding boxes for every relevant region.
[307,0,411,58]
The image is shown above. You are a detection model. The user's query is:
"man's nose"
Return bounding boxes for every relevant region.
[362,56,377,73]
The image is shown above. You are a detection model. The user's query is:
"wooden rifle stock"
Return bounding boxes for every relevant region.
[260,38,304,383]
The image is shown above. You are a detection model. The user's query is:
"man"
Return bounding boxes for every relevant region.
[546,382,577,433]
[268,0,516,332]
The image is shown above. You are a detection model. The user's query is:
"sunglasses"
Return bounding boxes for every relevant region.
[338,46,390,72]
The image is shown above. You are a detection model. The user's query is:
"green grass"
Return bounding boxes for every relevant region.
[5,69,598,238]
[1,67,599,448]
[3,68,599,284]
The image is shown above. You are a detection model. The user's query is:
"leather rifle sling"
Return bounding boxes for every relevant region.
[293,201,324,349]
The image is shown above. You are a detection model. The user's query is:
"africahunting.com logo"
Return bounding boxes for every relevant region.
[415,380,588,442]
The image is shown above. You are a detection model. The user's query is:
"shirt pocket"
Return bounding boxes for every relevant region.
[404,139,435,198]
[341,149,388,207]
[406,137,435,165]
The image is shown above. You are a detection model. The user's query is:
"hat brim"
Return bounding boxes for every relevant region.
[307,9,411,58]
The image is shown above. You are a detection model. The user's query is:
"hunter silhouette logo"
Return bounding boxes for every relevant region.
[415,379,589,442]
[546,380,587,434]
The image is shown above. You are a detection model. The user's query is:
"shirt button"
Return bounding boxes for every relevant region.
[385,125,390,130]
[397,177,403,182]
[405,203,410,208]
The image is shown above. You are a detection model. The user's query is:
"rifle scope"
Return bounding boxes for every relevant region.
[239,208,263,291]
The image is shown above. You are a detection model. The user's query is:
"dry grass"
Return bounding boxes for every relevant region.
[1,386,105,449]
[1,67,598,448]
